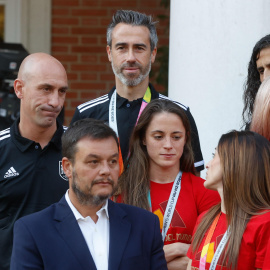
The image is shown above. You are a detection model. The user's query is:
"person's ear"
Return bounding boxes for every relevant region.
[151,47,157,64]
[62,157,73,180]
[14,79,24,99]
[106,45,112,62]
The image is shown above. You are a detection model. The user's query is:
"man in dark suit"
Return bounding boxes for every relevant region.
[10,118,167,270]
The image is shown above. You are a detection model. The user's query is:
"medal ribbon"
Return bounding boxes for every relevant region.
[109,87,151,174]
[199,213,229,270]
[148,171,183,242]
[135,86,151,125]
[209,227,230,270]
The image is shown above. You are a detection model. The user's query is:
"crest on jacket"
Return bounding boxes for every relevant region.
[59,161,68,181]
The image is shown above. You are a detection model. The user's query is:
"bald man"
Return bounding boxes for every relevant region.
[0,53,69,270]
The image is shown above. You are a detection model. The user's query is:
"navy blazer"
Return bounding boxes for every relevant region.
[10,196,167,270]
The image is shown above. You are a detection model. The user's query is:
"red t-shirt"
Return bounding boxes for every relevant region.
[150,172,220,246]
[263,234,270,269]
[187,211,270,269]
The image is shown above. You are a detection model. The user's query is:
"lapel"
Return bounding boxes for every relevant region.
[54,196,97,270]
[108,200,131,270]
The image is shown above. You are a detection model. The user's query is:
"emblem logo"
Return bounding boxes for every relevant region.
[59,161,68,181]
[4,167,19,178]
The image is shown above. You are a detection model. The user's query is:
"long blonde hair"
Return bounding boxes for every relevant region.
[191,130,270,269]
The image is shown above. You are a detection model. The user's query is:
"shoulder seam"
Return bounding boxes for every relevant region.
[0,133,11,141]
[79,97,109,113]
[0,127,10,134]
[158,94,188,111]
[77,94,109,110]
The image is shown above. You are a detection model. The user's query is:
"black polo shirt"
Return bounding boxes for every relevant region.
[71,84,204,172]
[0,119,69,270]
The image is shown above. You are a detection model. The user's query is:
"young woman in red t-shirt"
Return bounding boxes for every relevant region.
[187,131,270,270]
[116,99,220,270]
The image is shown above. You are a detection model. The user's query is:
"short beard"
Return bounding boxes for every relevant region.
[111,58,151,87]
[71,170,116,206]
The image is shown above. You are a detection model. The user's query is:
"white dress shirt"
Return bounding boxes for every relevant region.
[65,191,110,270]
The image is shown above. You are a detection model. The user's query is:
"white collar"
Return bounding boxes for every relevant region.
[65,190,109,221]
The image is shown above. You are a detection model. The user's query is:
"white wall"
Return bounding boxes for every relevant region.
[20,0,51,54]
[2,0,51,54]
[169,0,270,178]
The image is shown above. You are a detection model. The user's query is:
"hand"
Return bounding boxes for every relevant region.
[186,259,192,270]
[167,256,189,270]
[163,242,190,262]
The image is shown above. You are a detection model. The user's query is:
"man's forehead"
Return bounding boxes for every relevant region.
[22,61,67,83]
[111,23,151,44]
[76,137,119,154]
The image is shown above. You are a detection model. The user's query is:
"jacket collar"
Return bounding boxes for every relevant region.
[54,197,132,270]
[53,196,97,270]
[107,200,131,270]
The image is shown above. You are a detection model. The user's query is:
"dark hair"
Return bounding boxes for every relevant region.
[242,34,270,127]
[191,130,270,269]
[107,10,158,51]
[62,118,119,163]
[117,98,195,210]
